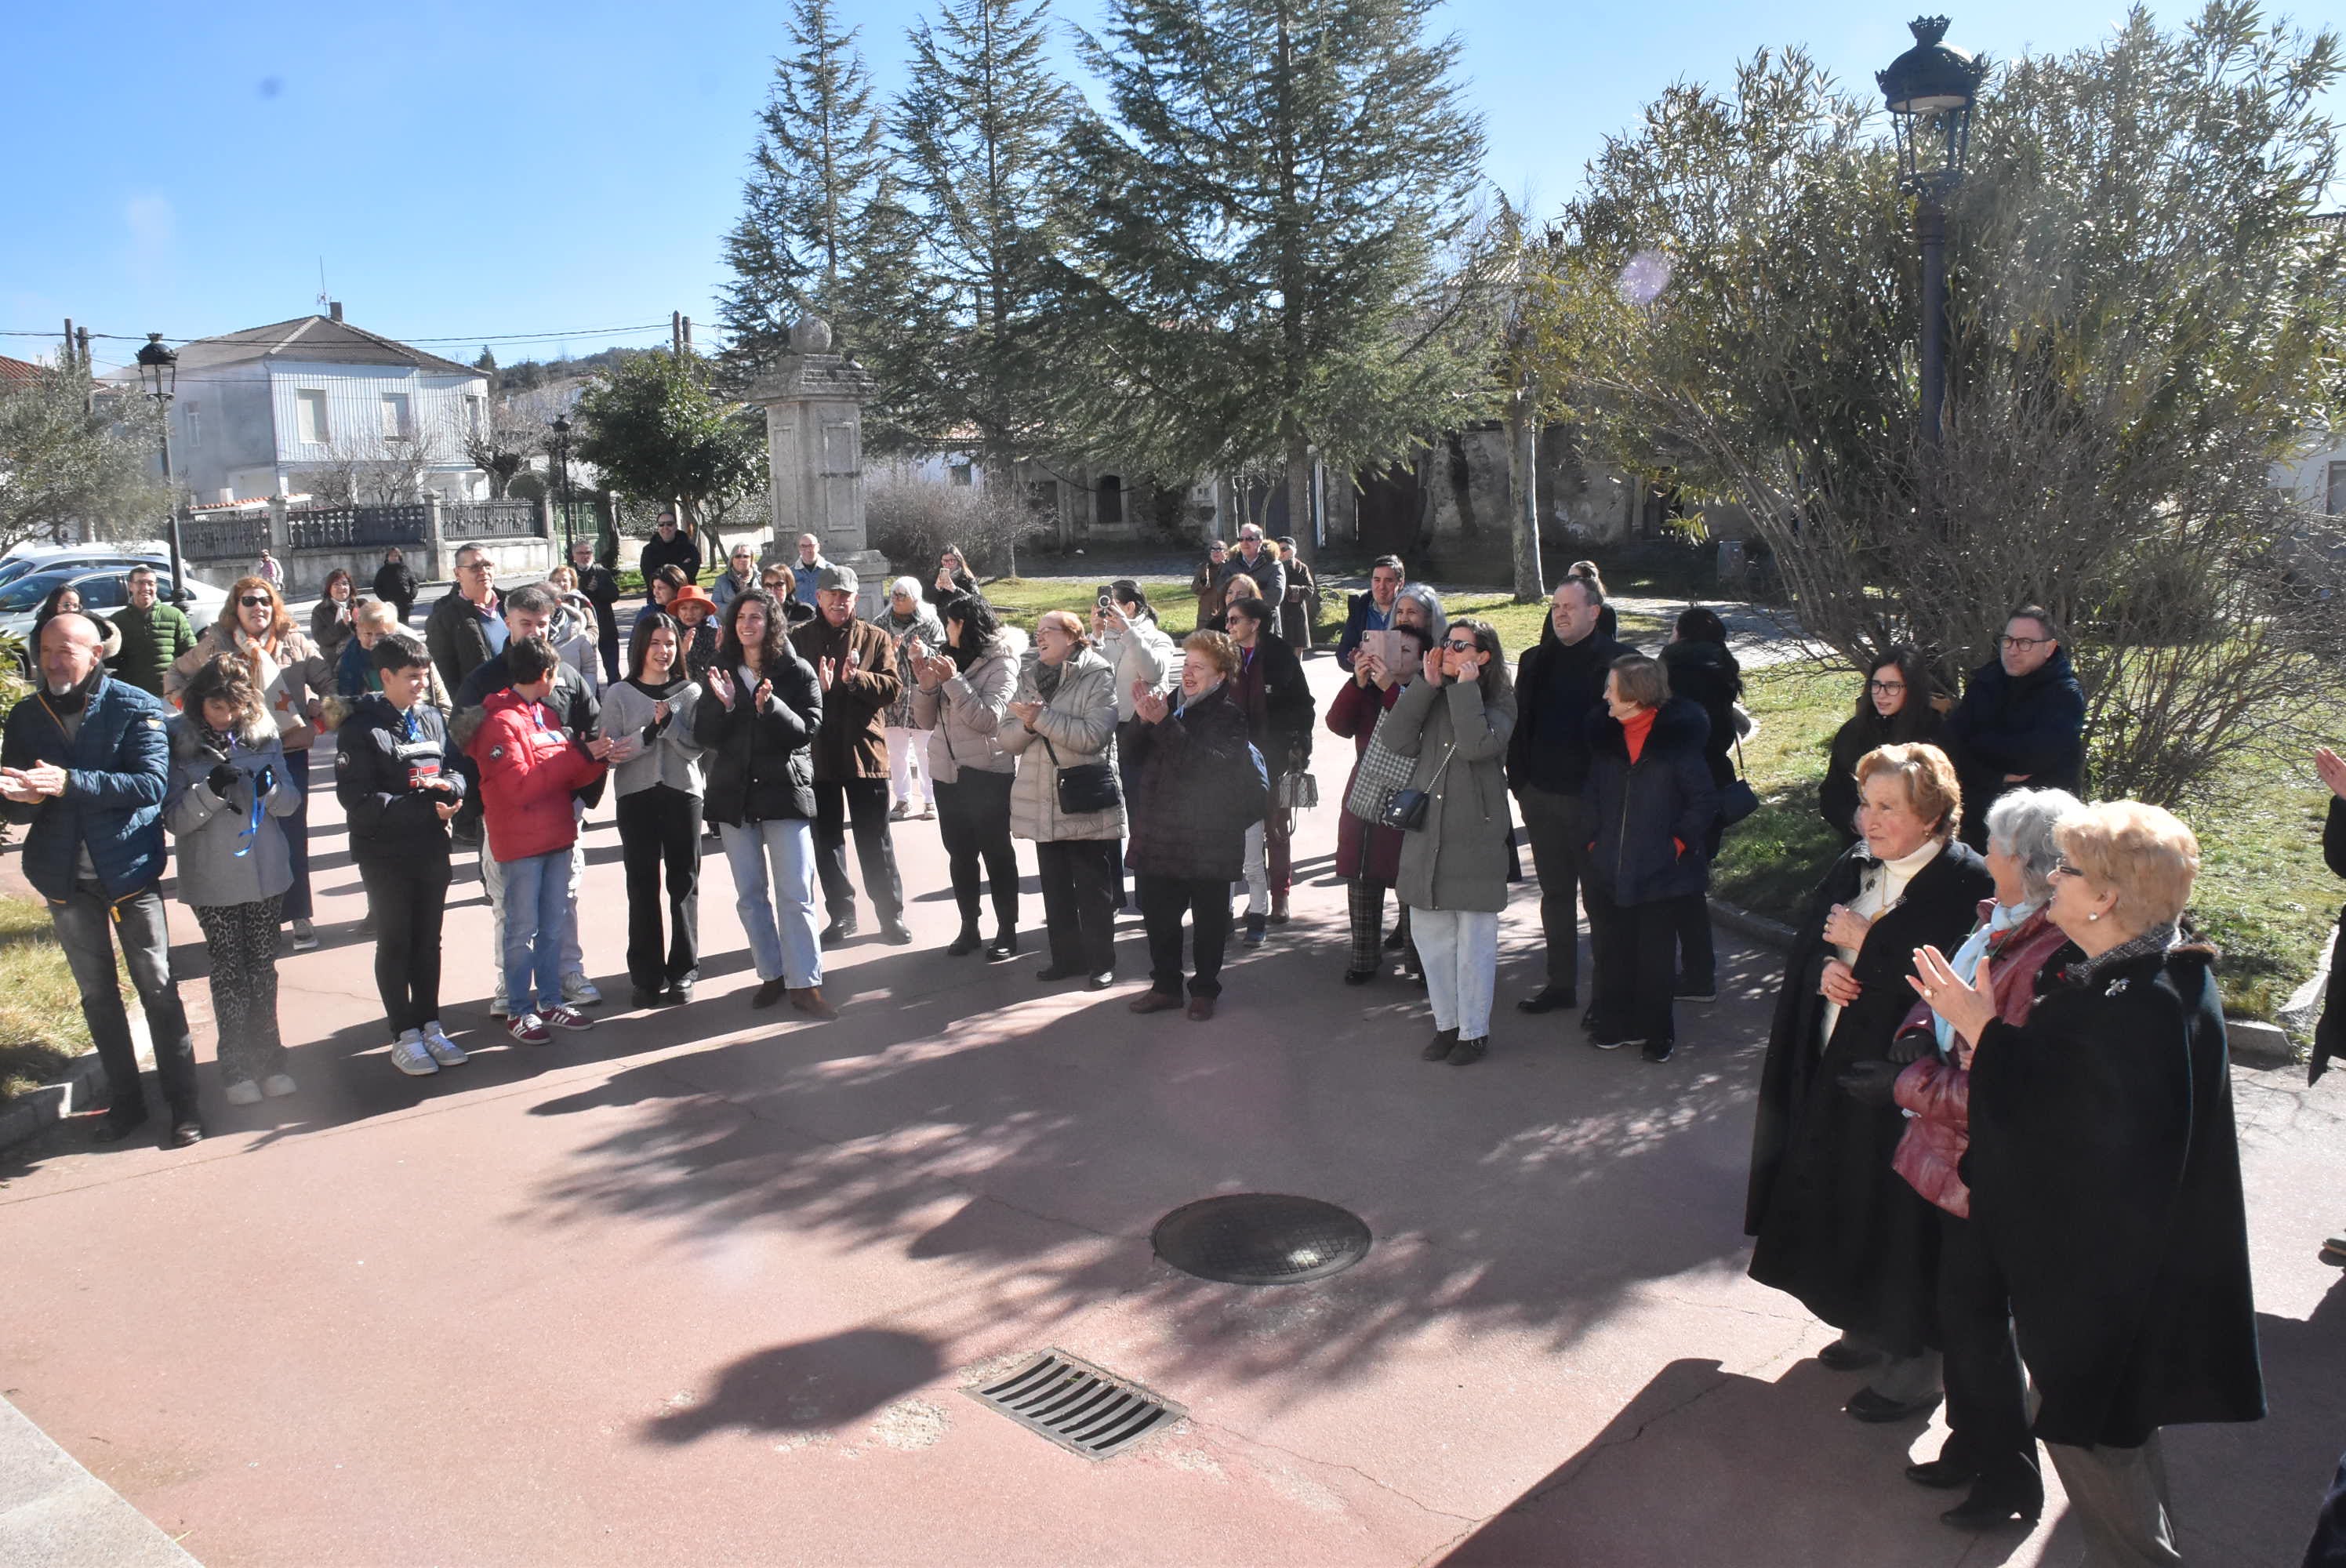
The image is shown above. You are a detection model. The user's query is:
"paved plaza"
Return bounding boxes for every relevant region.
[3,655,2343,1566]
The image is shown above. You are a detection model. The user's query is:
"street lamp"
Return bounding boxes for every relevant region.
[133,333,189,605]
[550,413,574,554]
[1879,15,1987,449]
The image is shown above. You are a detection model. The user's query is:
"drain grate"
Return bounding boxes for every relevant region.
[964,1351,1182,1461]
[1152,1192,1373,1286]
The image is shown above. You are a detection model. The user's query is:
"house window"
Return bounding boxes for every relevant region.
[380,393,412,439]
[2330,460,2345,517]
[1097,474,1124,524]
[466,395,484,437]
[183,403,201,449]
[296,389,329,445]
[949,461,973,488]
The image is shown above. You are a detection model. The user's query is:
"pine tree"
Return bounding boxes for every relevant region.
[719,0,895,377]
[474,346,497,378]
[885,0,1076,490]
[1059,0,1496,550]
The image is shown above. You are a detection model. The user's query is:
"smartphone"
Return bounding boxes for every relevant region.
[1095,583,1113,610]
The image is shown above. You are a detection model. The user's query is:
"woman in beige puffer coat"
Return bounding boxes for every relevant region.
[1002,611,1124,985]
[911,596,1027,958]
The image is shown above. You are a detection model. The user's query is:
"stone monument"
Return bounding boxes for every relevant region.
[748,316,892,620]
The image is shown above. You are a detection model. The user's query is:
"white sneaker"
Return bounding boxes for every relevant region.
[389,1030,440,1076]
[561,973,601,1007]
[223,1078,264,1106]
[420,1022,467,1066]
[290,918,318,952]
[489,993,510,1019]
[260,1073,298,1098]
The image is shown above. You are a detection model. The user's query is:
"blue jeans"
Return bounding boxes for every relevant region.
[499,849,573,1017]
[721,818,822,987]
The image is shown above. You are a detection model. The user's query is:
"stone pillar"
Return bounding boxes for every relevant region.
[748,316,890,620]
[423,492,449,583]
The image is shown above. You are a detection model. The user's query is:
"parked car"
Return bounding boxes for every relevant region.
[0,564,227,673]
[0,543,215,607]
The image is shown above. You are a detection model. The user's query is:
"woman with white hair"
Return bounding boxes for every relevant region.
[880,575,944,821]
[1849,788,2079,1530]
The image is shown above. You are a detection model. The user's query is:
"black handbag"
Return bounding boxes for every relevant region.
[1378,744,1454,833]
[1717,733,1760,826]
[1041,735,1120,815]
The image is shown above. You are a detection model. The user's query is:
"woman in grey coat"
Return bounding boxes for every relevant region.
[913,594,1026,959]
[602,614,707,1007]
[1003,610,1124,987]
[165,652,303,1105]
[1385,616,1518,1065]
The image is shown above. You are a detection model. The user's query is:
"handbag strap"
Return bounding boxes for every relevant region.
[1422,742,1458,787]
[1733,730,1748,781]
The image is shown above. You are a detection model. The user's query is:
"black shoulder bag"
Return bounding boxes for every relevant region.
[1040,733,1121,815]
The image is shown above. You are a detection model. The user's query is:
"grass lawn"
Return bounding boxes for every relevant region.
[0,893,91,1104]
[1712,664,2340,1025]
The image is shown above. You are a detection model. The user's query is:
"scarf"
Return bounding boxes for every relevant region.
[42,664,104,713]
[1034,660,1065,700]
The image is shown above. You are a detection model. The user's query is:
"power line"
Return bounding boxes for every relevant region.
[0,321,675,348]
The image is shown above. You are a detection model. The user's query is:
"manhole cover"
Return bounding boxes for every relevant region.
[965,1351,1182,1460]
[1152,1193,1372,1286]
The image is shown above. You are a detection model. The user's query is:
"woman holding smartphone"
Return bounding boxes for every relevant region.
[601,614,707,1007]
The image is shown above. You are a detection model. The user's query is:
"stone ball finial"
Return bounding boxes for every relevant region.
[790,316,834,354]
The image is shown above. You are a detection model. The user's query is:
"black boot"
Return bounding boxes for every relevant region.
[947,921,982,956]
[985,927,1019,961]
[1939,1475,2043,1530]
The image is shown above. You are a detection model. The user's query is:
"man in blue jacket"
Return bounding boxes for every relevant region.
[1,613,202,1146]
[1335,555,1405,672]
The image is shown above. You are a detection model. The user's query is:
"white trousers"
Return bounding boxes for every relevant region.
[1241,821,1270,914]
[886,727,930,808]
[1410,907,1499,1038]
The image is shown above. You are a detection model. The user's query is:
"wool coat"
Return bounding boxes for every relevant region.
[1124,684,1256,883]
[1385,674,1517,915]
[372,558,419,620]
[0,674,172,899]
[1003,646,1123,843]
[790,614,902,782]
[692,652,823,827]
[163,710,300,907]
[1506,626,1630,798]
[1967,940,2265,1448]
[1745,839,1992,1348]
[1583,696,1717,906]
[912,628,1026,783]
[1327,673,1407,885]
[1228,630,1316,778]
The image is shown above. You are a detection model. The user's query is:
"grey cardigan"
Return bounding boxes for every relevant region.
[1386,675,1518,913]
[601,678,706,797]
[162,712,300,908]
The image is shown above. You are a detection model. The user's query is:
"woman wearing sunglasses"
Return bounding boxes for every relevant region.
[1382,618,1516,1065]
[167,578,331,949]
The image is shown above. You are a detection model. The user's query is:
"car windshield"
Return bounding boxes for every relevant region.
[0,572,81,612]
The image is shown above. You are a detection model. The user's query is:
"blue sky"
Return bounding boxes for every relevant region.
[3,0,2335,376]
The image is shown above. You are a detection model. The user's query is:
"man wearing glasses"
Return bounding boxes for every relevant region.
[638,510,701,594]
[1945,604,2086,852]
[1222,524,1286,611]
[426,544,507,694]
[568,538,623,683]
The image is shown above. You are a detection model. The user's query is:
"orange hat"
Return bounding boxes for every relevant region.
[669,585,718,615]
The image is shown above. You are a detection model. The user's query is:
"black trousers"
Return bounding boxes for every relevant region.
[814,777,904,922]
[1518,786,1595,990]
[1037,839,1120,974]
[1937,1207,2039,1499]
[1138,873,1231,998]
[935,771,1018,931]
[617,784,701,989]
[1672,894,1716,991]
[595,608,620,684]
[357,848,451,1035]
[1585,884,1689,1044]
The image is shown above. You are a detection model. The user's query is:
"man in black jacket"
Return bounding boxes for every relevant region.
[568,537,623,684]
[451,585,608,1011]
[336,636,467,1076]
[637,510,701,596]
[424,543,505,694]
[1944,605,2086,852]
[1506,575,1630,1015]
[1221,524,1286,609]
[1335,555,1404,672]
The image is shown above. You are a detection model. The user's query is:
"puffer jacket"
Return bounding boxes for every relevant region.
[912,627,1026,783]
[163,710,300,907]
[550,594,603,697]
[165,622,330,752]
[0,673,172,900]
[1888,902,2070,1218]
[465,688,606,863]
[1584,696,1718,906]
[692,652,823,826]
[333,693,463,861]
[1003,646,1123,842]
[1385,674,1517,913]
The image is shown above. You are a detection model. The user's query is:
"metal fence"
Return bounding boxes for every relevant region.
[285,503,430,550]
[444,499,543,539]
[180,512,269,561]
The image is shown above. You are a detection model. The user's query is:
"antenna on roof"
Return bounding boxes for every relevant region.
[316,258,329,310]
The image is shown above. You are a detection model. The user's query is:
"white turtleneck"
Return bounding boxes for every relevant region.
[1820,837,1945,1040]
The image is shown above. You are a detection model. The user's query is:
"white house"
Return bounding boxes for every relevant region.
[122,306,492,504]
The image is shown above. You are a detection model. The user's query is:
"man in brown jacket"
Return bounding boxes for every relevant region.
[791,565,910,943]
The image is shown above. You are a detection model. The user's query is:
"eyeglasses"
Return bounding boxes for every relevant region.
[1868,680,1906,694]
[1442,638,1480,653]
[2048,861,2083,880]
[237,594,272,608]
[1999,635,2051,652]
[459,561,492,574]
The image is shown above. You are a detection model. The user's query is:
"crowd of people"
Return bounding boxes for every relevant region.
[0,531,2306,1559]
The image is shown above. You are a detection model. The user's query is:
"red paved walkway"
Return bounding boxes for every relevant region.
[3,657,2341,1566]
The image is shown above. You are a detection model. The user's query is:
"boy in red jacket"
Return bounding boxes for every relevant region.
[467,637,610,1044]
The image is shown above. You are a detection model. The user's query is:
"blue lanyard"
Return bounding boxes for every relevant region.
[225,747,263,858]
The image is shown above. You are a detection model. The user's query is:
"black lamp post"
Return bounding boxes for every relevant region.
[550,413,574,554]
[1878,16,1987,450]
[133,333,189,605]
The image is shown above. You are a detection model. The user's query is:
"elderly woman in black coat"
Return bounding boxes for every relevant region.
[1912,800,2263,1563]
[1747,742,1992,1423]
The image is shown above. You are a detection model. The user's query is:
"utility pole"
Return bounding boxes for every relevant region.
[672,310,684,358]
[682,317,694,358]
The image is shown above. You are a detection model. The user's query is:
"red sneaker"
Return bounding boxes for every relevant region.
[541,1005,594,1032]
